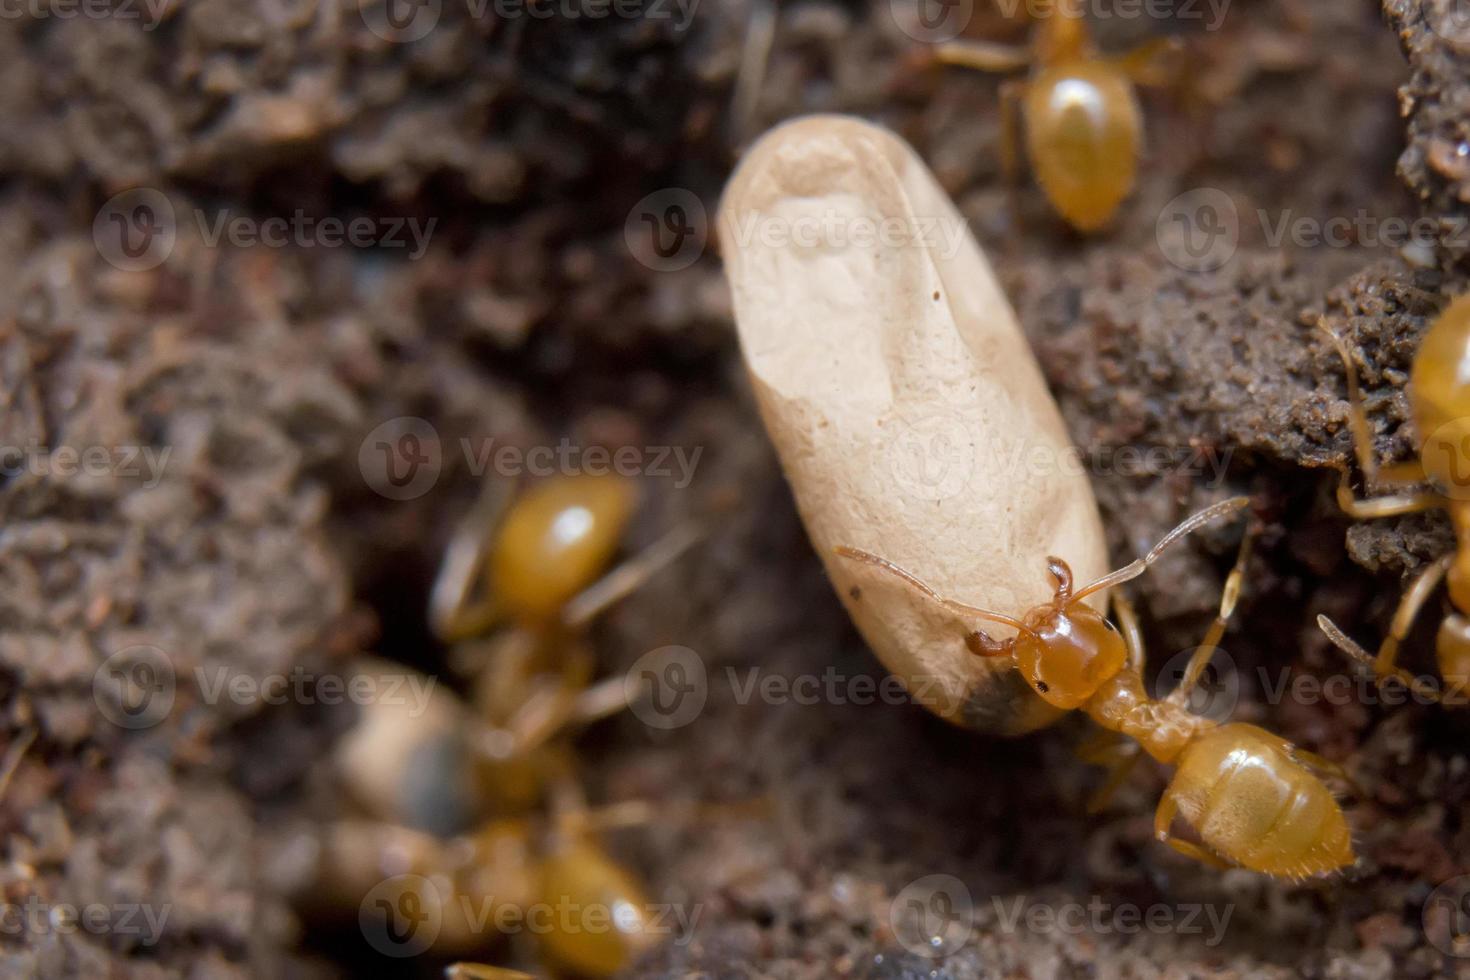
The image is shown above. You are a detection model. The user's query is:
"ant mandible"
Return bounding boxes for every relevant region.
[839,496,1357,878]
[930,0,1181,232]
[1316,298,1470,701]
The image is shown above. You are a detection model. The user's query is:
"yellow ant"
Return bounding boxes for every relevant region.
[313,788,670,976]
[322,472,705,975]
[930,0,1181,232]
[1316,298,1470,702]
[838,496,1358,878]
[429,472,700,811]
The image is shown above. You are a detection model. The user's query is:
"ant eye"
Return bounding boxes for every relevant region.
[1035,680,1050,693]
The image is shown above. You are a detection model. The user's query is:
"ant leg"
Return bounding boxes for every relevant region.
[1111,36,1185,88]
[1372,554,1451,680]
[1154,792,1231,870]
[1112,591,1145,673]
[1317,613,1444,704]
[931,39,1031,74]
[1332,473,1441,521]
[997,78,1026,232]
[1168,525,1253,706]
[430,480,514,642]
[562,522,703,629]
[1073,496,1252,602]
[1316,555,1450,701]
[1289,747,1365,798]
[1317,321,1429,493]
[1080,736,1143,813]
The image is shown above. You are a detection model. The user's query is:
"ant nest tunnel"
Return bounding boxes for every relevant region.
[5,0,1470,976]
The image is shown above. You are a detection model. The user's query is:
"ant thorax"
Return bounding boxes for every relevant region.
[1084,669,1212,764]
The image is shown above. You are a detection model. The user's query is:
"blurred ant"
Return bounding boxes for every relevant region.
[311,785,671,976]
[840,497,1358,878]
[429,472,700,811]
[1317,299,1470,702]
[319,472,705,975]
[929,0,1181,232]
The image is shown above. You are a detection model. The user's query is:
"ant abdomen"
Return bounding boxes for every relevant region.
[1162,724,1352,878]
[1025,62,1141,233]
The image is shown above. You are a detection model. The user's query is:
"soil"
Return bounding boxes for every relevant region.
[2,0,1469,977]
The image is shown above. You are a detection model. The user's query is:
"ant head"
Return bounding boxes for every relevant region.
[1013,563,1127,709]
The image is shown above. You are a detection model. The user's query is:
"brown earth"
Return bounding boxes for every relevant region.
[2,0,1470,977]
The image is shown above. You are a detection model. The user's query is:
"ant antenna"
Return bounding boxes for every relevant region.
[834,546,1039,639]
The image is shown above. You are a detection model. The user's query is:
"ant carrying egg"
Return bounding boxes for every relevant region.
[840,496,1357,879]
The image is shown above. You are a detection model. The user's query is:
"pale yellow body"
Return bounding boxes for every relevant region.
[1160,724,1353,879]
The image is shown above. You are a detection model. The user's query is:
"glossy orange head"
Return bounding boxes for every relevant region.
[1011,558,1128,709]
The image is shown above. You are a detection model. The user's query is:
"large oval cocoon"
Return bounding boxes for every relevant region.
[719,115,1109,734]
